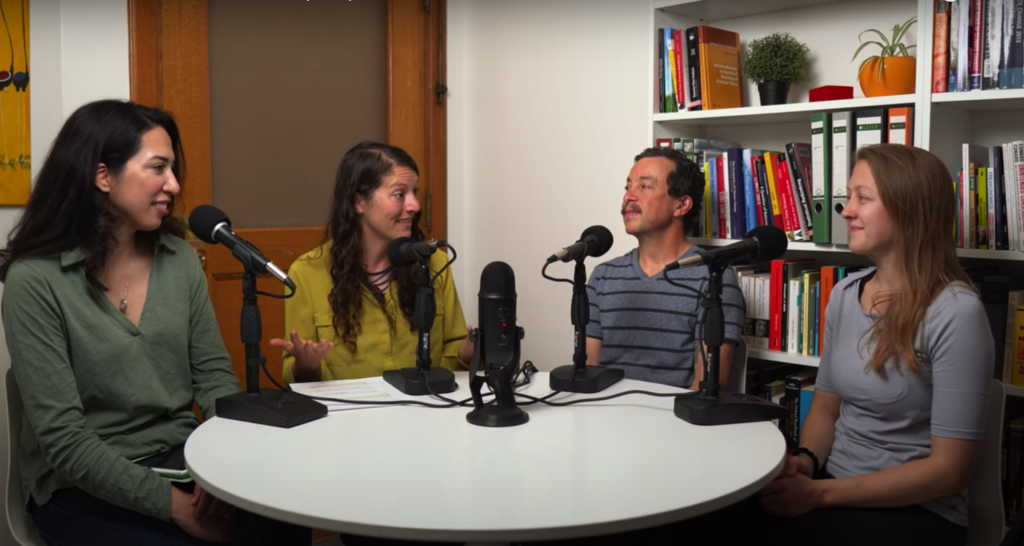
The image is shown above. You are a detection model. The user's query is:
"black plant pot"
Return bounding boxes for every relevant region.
[757,82,791,106]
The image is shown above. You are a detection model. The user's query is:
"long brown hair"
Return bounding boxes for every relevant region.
[320,141,423,353]
[856,144,973,374]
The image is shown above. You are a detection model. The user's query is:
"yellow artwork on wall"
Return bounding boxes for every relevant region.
[0,0,29,206]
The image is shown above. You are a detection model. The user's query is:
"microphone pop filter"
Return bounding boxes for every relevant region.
[580,225,614,258]
[745,225,788,261]
[387,237,417,267]
[188,204,230,245]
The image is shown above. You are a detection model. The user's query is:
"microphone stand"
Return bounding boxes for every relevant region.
[382,260,457,395]
[215,268,328,428]
[466,327,529,427]
[673,263,788,426]
[548,257,624,393]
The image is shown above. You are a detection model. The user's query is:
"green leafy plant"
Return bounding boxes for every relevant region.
[852,16,917,81]
[742,32,811,85]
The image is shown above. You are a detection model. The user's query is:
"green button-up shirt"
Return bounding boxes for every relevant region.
[2,233,241,521]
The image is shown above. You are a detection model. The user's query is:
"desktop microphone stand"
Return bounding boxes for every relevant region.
[549,257,624,393]
[466,328,529,427]
[673,264,788,425]
[215,269,328,428]
[383,260,457,395]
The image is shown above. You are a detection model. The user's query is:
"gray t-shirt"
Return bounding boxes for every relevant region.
[817,269,994,526]
[585,246,745,387]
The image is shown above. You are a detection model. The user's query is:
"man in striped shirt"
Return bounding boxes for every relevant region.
[585,147,745,389]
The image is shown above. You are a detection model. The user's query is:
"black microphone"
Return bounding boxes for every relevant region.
[546,225,614,263]
[665,225,788,271]
[478,262,517,368]
[188,205,295,290]
[387,237,446,267]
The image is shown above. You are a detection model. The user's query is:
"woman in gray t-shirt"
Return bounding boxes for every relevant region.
[757,144,994,546]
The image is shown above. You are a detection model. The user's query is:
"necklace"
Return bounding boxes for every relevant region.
[119,248,135,314]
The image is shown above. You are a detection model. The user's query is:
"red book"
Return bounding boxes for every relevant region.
[769,259,815,352]
[970,0,983,90]
[673,29,685,109]
[932,0,950,93]
[819,267,837,356]
[774,153,801,239]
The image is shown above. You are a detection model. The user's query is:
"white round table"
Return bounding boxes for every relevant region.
[185,371,786,542]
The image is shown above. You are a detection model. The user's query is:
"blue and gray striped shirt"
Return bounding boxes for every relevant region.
[585,246,745,387]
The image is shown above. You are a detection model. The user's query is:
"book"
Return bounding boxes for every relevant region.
[697,26,742,110]
[932,0,951,93]
[685,27,703,111]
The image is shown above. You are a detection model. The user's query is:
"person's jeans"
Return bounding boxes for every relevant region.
[28,484,311,546]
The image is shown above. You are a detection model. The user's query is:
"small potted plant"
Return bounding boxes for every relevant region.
[742,32,811,106]
[852,16,917,97]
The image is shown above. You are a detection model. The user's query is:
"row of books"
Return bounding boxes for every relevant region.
[932,0,1024,93]
[742,362,817,447]
[956,142,1024,250]
[656,26,741,113]
[658,106,914,243]
[735,261,863,357]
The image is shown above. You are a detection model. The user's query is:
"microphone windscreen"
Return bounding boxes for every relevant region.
[188,205,230,245]
[581,225,614,258]
[479,261,515,297]
[746,225,789,261]
[387,237,417,267]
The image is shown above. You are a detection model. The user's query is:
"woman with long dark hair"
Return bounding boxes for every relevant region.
[272,141,472,385]
[0,99,308,545]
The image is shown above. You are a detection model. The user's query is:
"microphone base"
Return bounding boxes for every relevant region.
[466,404,530,428]
[673,391,788,426]
[382,367,457,396]
[549,365,625,393]
[215,389,328,429]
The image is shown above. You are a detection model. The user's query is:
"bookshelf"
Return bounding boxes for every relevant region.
[650,0,1024,406]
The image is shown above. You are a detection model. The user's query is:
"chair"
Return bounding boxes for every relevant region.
[5,369,45,545]
[968,379,1006,546]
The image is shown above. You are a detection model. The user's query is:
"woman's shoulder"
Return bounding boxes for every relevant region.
[930,280,983,315]
[291,243,332,273]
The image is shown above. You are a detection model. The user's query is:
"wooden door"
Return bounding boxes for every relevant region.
[128,0,448,390]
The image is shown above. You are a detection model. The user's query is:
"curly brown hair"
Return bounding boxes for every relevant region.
[320,141,424,353]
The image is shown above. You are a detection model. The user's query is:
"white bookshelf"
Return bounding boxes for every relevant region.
[654,95,916,127]
[692,237,1024,261]
[748,347,820,367]
[931,88,1024,111]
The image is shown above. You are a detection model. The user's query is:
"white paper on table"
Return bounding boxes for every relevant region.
[289,378,401,407]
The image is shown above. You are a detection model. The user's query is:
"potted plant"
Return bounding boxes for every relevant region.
[852,16,917,97]
[742,32,811,106]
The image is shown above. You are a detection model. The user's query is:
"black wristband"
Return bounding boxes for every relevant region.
[792,447,820,478]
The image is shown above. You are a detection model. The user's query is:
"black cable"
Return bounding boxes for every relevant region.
[515,389,681,407]
[430,242,455,285]
[541,261,575,286]
[256,284,296,299]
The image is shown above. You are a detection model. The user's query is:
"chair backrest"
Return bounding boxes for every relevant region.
[724,338,748,394]
[968,379,1006,546]
[5,369,45,546]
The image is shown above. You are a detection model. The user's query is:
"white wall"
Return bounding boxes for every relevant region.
[0,1,128,542]
[447,0,652,370]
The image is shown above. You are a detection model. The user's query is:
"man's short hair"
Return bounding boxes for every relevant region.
[633,147,703,233]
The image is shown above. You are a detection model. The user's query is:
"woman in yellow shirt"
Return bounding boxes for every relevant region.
[271,141,472,384]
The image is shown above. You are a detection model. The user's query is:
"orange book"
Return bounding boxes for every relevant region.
[697,26,742,110]
[819,267,836,356]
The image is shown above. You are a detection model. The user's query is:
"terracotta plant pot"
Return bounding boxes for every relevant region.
[858,56,916,97]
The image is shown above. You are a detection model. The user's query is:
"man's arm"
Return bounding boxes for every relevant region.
[689,341,734,391]
[586,337,602,366]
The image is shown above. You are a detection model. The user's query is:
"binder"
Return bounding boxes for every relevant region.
[830,111,854,246]
[810,113,832,244]
[887,106,914,145]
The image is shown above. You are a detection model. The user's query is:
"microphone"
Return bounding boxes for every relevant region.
[188,205,295,290]
[478,262,518,368]
[665,225,788,271]
[387,237,445,267]
[546,225,615,263]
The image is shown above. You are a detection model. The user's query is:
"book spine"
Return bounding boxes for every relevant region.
[685,27,703,111]
[934,0,951,93]
[985,0,1004,89]
[971,0,985,90]
[673,29,685,109]
[658,29,665,112]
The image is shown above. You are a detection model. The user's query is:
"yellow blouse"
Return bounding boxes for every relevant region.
[282,243,469,384]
